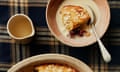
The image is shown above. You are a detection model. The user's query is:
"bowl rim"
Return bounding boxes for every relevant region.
[8,54,93,72]
[46,0,110,47]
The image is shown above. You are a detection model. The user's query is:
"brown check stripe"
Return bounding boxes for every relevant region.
[0,0,120,72]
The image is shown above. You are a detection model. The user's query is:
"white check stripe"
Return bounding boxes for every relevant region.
[0,36,11,39]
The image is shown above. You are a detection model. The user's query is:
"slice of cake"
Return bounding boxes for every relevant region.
[60,5,90,37]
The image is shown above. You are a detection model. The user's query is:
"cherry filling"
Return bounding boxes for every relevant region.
[69,18,91,38]
[69,27,87,38]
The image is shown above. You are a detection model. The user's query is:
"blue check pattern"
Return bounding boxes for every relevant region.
[0,0,120,72]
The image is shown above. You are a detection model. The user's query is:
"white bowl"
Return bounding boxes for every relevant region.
[8,54,93,72]
[46,0,110,47]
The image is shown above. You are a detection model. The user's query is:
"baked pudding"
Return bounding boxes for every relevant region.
[34,63,77,72]
[60,5,91,37]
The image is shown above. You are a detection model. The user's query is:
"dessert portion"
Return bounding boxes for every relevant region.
[60,5,91,37]
[34,63,77,72]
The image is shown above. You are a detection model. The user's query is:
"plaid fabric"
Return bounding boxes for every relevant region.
[0,0,120,72]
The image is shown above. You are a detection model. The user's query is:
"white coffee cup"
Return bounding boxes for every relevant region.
[7,14,35,44]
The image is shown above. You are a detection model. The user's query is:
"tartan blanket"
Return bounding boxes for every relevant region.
[0,0,120,72]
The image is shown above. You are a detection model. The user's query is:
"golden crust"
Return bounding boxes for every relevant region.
[34,64,77,72]
[60,5,90,31]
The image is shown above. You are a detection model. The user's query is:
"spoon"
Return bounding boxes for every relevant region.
[87,5,111,63]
